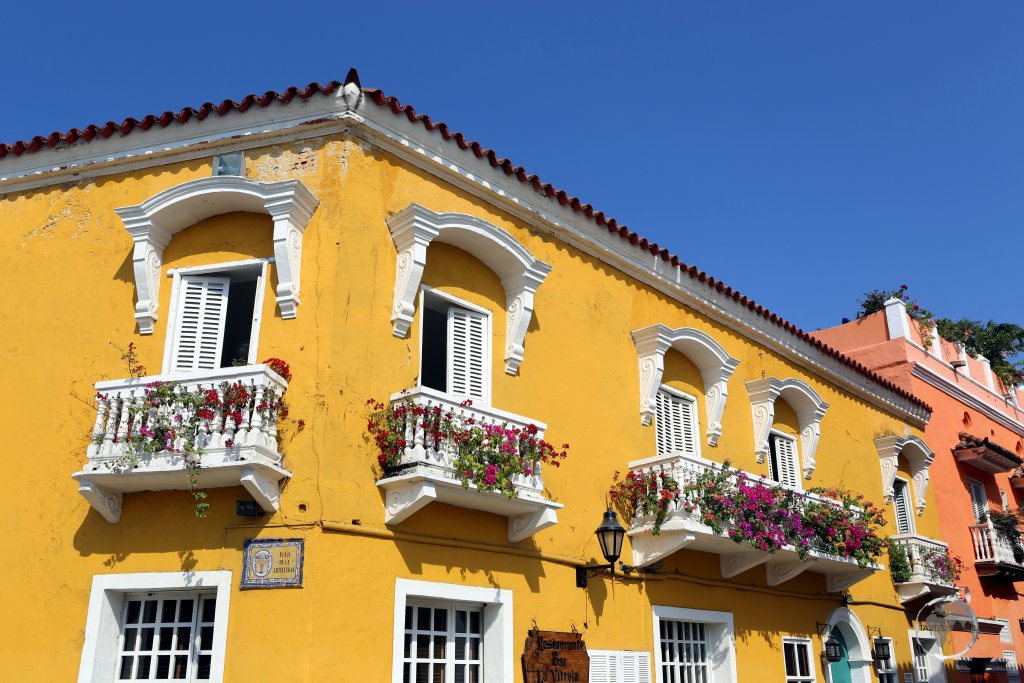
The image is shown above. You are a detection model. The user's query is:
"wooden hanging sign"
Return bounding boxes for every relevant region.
[521,629,589,683]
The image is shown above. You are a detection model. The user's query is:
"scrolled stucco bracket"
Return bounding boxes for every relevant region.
[386,204,551,375]
[746,377,829,478]
[631,325,739,446]
[115,176,319,334]
[874,434,934,515]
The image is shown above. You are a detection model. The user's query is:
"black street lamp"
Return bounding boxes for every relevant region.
[576,508,626,588]
[823,634,843,663]
[873,638,891,661]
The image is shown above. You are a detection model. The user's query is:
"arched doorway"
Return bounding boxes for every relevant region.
[825,607,873,683]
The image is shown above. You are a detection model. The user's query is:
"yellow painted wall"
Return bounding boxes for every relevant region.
[0,135,942,681]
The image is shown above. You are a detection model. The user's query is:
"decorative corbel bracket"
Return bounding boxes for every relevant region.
[746,377,829,478]
[631,325,740,446]
[874,434,934,515]
[115,176,319,334]
[240,467,283,513]
[78,479,123,524]
[386,204,552,375]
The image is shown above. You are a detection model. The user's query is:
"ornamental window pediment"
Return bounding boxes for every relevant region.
[116,175,319,334]
[386,204,551,376]
[875,434,934,515]
[631,325,739,447]
[746,377,829,480]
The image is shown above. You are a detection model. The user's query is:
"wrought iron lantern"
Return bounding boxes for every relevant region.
[873,638,891,661]
[576,508,626,588]
[824,634,843,663]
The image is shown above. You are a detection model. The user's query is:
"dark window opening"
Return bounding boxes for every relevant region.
[421,295,448,392]
[220,278,257,368]
[768,436,781,483]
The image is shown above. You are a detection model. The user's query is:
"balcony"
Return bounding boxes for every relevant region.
[626,453,880,593]
[72,365,290,522]
[376,387,562,543]
[888,534,958,603]
[969,523,1024,581]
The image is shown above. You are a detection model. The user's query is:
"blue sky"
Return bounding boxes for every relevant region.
[3,2,1022,332]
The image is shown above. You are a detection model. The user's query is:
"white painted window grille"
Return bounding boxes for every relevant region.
[656,387,699,458]
[420,290,490,404]
[997,618,1012,644]
[114,591,217,681]
[912,638,930,683]
[782,638,814,683]
[875,638,897,683]
[1005,650,1021,683]
[893,478,915,535]
[402,600,483,683]
[658,619,710,683]
[768,432,801,490]
[588,650,652,683]
[165,262,267,374]
[967,478,989,523]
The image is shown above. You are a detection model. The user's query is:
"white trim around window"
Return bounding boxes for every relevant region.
[161,258,270,374]
[652,605,737,683]
[781,637,815,683]
[392,578,513,683]
[417,286,493,405]
[656,385,702,459]
[77,571,232,683]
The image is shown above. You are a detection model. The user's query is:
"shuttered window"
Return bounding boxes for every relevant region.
[589,650,652,683]
[768,433,800,489]
[893,478,915,535]
[658,619,710,683]
[968,479,989,523]
[875,638,897,683]
[170,276,230,372]
[656,388,699,457]
[448,306,488,402]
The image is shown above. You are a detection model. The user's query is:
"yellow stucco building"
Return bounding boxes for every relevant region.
[0,72,956,682]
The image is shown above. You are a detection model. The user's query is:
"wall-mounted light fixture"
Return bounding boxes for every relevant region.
[867,626,890,660]
[817,623,843,663]
[575,508,625,588]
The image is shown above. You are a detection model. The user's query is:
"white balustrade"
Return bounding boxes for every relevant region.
[87,365,288,468]
[386,387,547,495]
[970,523,1021,565]
[889,534,955,586]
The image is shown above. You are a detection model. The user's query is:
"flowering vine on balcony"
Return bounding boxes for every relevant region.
[366,398,568,499]
[609,460,887,567]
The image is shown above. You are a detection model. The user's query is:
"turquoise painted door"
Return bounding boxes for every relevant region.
[829,630,853,683]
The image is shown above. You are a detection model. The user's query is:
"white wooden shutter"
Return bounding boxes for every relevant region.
[171,275,230,372]
[656,389,698,457]
[968,479,989,523]
[447,305,488,402]
[589,651,652,683]
[893,479,914,535]
[770,434,800,489]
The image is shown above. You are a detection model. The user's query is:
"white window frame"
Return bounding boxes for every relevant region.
[652,605,737,683]
[893,475,917,535]
[908,631,946,683]
[768,429,802,491]
[997,618,1012,644]
[781,637,815,683]
[392,578,512,683]
[417,286,492,405]
[161,259,270,374]
[589,649,652,683]
[77,571,232,683]
[874,637,897,683]
[656,385,702,459]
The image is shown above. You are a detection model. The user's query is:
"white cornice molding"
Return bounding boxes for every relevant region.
[746,377,829,479]
[0,91,929,424]
[115,175,318,333]
[912,363,1024,437]
[385,204,551,375]
[631,325,740,446]
[874,434,934,515]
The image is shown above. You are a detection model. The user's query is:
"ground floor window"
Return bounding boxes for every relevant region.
[115,592,218,680]
[589,650,652,683]
[652,606,736,683]
[77,571,232,683]
[874,638,897,683]
[392,578,512,683]
[911,635,945,683]
[402,600,483,683]
[782,638,814,683]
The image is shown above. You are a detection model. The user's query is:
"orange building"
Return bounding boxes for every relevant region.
[817,297,1024,682]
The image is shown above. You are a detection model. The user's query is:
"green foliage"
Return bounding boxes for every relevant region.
[887,540,912,584]
[857,285,934,345]
[935,319,1024,387]
[985,508,1024,563]
[609,469,683,535]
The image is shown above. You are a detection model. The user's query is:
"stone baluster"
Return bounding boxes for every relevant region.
[101,395,118,457]
[250,384,266,448]
[91,394,109,458]
[236,382,253,447]
[210,386,225,448]
[196,383,211,450]
[115,394,132,455]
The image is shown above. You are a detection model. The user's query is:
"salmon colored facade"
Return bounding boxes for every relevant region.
[818,299,1024,682]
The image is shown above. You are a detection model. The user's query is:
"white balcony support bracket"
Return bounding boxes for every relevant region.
[116,176,319,333]
[78,479,123,523]
[631,325,740,446]
[765,558,812,586]
[240,467,282,512]
[826,568,875,594]
[382,479,438,525]
[386,204,552,375]
[874,435,935,514]
[509,508,559,544]
[747,378,829,478]
[720,550,769,579]
[629,531,696,568]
